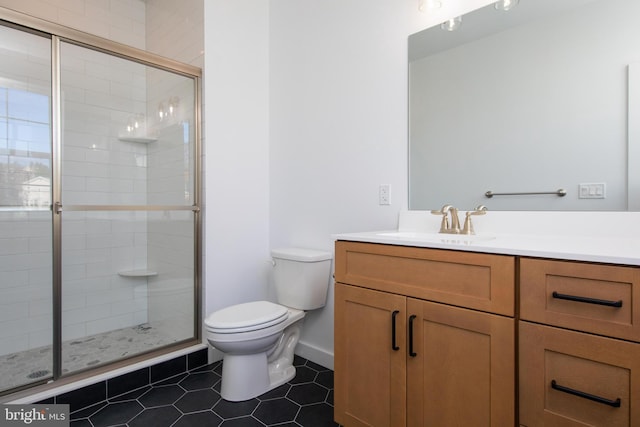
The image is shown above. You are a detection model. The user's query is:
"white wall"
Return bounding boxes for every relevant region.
[268,0,496,366]
[1,0,496,366]
[201,0,493,367]
[203,0,271,323]
[267,0,409,367]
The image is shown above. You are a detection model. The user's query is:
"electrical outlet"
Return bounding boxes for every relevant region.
[379,184,391,205]
[578,183,606,199]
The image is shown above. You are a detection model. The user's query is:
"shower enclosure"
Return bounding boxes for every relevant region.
[0,14,201,395]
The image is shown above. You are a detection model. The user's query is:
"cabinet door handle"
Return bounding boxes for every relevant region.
[551,380,621,408]
[391,310,400,351]
[552,291,623,308]
[408,315,417,357]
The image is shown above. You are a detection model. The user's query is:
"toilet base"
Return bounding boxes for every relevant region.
[219,354,298,402]
[220,352,271,401]
[219,315,304,401]
[268,358,296,389]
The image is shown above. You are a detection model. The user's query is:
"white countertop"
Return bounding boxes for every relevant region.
[333,211,640,266]
[334,230,640,266]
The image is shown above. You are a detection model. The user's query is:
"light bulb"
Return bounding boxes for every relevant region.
[494,0,519,12]
[441,16,462,31]
[419,0,442,12]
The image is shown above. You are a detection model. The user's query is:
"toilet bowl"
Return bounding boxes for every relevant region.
[205,301,305,401]
[205,247,332,401]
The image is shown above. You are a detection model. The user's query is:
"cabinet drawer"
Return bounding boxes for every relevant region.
[520,258,640,342]
[335,241,515,316]
[519,321,640,427]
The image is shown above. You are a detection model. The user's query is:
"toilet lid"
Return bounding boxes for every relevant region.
[205,301,288,333]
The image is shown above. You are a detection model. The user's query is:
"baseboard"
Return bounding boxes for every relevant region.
[207,346,224,364]
[294,340,334,370]
[206,340,334,370]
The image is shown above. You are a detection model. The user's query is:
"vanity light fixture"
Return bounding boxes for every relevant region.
[441,16,462,31]
[494,0,519,12]
[157,96,180,122]
[419,0,442,12]
[125,113,145,135]
[168,96,179,115]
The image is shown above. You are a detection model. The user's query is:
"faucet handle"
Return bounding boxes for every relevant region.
[430,204,453,215]
[471,205,487,215]
[430,205,452,233]
[461,206,488,235]
[431,210,450,233]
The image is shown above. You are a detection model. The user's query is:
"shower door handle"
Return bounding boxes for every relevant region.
[54,202,63,214]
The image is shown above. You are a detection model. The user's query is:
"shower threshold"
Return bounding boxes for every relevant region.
[0,322,181,392]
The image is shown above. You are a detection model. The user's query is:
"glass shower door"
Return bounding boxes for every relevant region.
[0,24,54,391]
[58,41,197,375]
[0,16,200,395]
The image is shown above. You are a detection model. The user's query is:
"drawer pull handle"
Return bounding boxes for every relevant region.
[552,291,623,308]
[391,310,400,351]
[408,315,417,357]
[551,380,621,408]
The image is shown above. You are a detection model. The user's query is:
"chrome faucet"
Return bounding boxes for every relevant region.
[430,204,461,234]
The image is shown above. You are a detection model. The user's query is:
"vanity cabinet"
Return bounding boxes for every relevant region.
[334,241,516,427]
[334,284,406,427]
[519,258,640,427]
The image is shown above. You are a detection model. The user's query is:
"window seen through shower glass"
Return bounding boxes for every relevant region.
[59,41,196,374]
[0,24,53,392]
[0,88,51,208]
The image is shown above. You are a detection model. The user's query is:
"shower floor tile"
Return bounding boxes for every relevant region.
[0,322,179,392]
[70,356,340,427]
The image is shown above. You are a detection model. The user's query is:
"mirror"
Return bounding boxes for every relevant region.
[409,0,640,211]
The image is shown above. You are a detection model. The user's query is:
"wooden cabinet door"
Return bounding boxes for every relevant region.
[520,321,640,427]
[406,298,515,427]
[334,283,407,427]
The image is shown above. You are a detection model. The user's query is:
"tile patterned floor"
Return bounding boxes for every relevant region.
[1,322,178,392]
[69,356,339,427]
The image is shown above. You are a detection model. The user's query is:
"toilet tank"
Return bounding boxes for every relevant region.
[271,247,333,310]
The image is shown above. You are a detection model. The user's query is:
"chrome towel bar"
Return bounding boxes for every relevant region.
[485,189,566,198]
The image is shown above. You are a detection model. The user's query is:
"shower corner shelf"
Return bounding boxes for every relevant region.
[118,269,158,278]
[117,136,157,144]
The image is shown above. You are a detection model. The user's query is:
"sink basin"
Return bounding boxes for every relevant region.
[376,231,496,244]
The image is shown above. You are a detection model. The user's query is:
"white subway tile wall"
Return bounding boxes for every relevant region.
[0,0,146,50]
[0,0,201,364]
[0,19,54,358]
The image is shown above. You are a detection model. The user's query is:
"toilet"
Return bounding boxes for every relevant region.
[204,247,333,401]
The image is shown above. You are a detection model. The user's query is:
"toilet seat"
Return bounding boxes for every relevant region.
[205,301,288,334]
